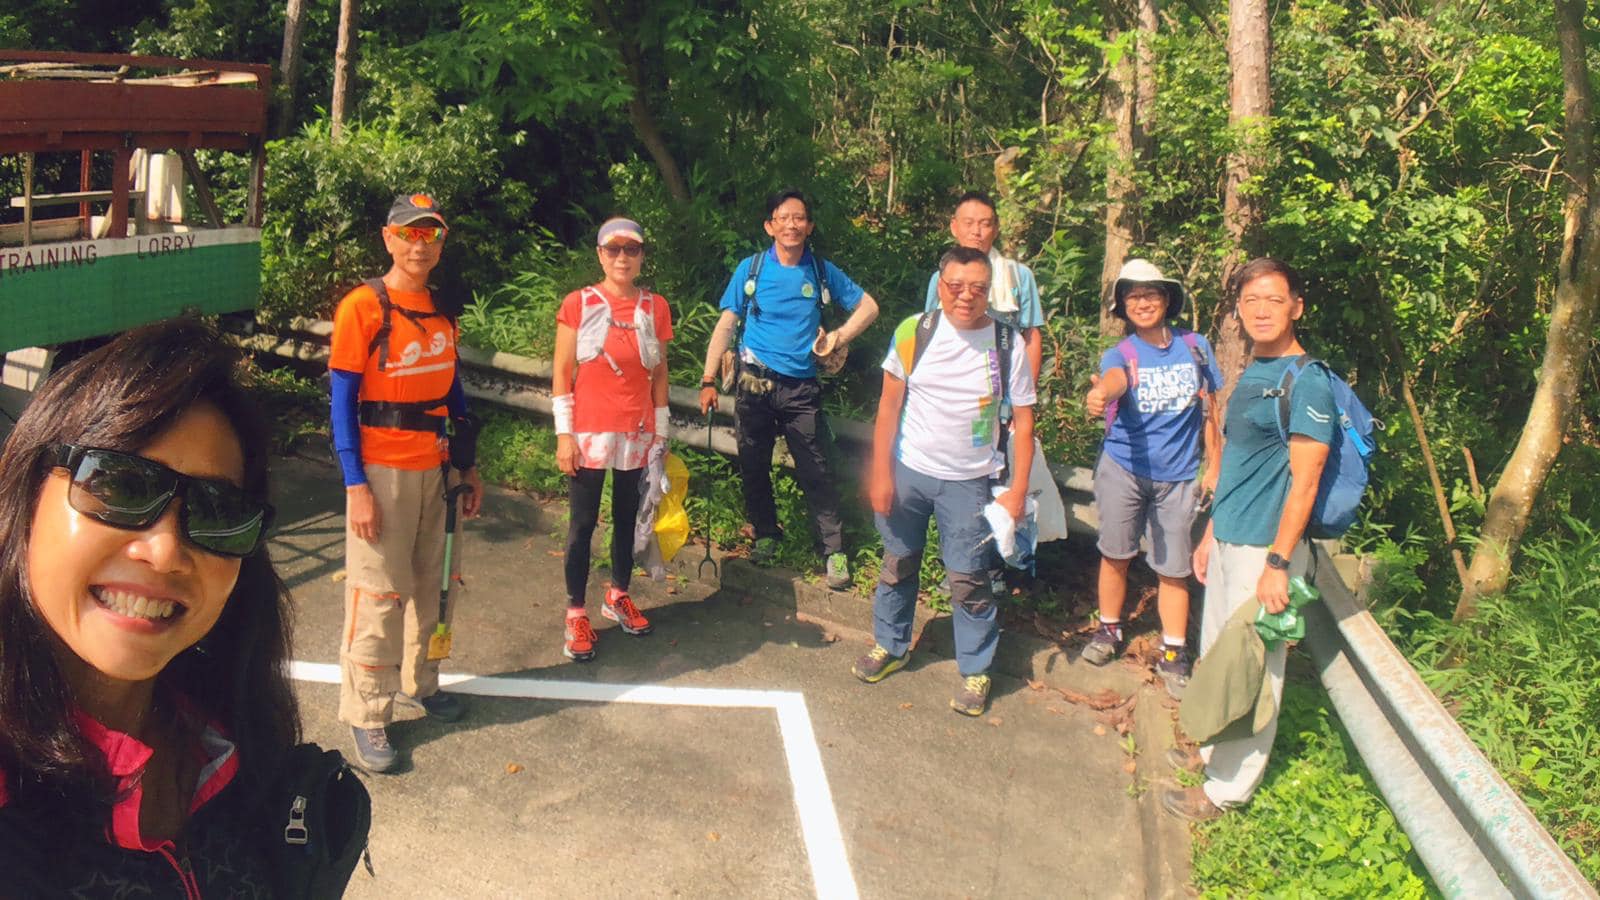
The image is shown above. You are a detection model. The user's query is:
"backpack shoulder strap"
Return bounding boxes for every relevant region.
[909,309,941,377]
[1271,355,1314,445]
[1175,328,1213,391]
[363,278,394,372]
[809,251,832,306]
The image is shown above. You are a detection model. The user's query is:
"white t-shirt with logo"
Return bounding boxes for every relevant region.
[882,315,1037,481]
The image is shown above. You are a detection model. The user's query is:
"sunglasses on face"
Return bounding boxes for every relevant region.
[50,445,274,559]
[599,242,644,258]
[940,279,991,299]
[387,225,447,245]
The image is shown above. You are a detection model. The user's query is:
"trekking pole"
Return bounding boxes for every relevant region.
[698,410,718,580]
[427,482,474,661]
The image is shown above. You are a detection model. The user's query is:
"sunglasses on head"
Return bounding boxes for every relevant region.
[50,444,274,559]
[599,242,644,258]
[387,225,447,245]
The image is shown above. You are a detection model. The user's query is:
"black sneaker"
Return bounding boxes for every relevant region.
[1081,623,1125,666]
[1157,644,1191,699]
[351,726,397,773]
[415,691,464,723]
[851,645,907,683]
[950,674,992,716]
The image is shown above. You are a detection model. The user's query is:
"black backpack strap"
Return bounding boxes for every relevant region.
[995,319,1015,461]
[358,398,450,433]
[1268,354,1314,445]
[809,251,832,306]
[743,251,765,318]
[909,309,941,377]
[364,278,394,372]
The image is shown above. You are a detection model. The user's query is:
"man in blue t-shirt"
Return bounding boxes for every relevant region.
[1161,257,1335,823]
[697,189,880,589]
[1082,259,1221,699]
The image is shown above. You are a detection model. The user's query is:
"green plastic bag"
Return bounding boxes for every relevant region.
[1253,577,1320,647]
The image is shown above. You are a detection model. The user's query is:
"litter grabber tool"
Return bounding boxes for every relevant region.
[427,481,474,661]
[698,411,719,581]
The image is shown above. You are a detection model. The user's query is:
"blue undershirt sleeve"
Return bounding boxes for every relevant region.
[446,374,467,418]
[329,369,366,488]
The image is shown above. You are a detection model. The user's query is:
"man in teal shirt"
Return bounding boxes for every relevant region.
[1162,257,1335,821]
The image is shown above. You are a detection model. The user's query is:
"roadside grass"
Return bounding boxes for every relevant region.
[1190,662,1437,899]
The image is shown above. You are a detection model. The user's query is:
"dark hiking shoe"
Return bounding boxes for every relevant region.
[1161,786,1224,822]
[410,691,464,723]
[1081,623,1125,666]
[950,674,992,716]
[825,552,851,590]
[750,537,779,567]
[1157,643,1192,699]
[351,726,397,773]
[851,645,907,683]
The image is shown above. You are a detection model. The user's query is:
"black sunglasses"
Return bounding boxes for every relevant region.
[50,444,274,559]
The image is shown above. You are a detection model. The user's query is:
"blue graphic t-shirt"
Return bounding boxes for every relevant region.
[718,246,865,378]
[1098,330,1222,483]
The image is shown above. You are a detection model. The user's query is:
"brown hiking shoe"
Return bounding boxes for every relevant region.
[1165,746,1203,772]
[1160,786,1224,822]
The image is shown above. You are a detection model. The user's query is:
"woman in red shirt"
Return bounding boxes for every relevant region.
[551,217,674,661]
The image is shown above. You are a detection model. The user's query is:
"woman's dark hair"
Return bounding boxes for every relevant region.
[1229,256,1305,301]
[0,318,300,810]
[765,188,811,220]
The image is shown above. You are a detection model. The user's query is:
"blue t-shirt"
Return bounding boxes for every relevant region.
[1098,331,1222,483]
[922,259,1045,332]
[1211,356,1339,547]
[718,246,865,378]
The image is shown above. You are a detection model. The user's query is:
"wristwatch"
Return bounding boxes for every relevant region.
[700,377,717,388]
[1265,551,1290,571]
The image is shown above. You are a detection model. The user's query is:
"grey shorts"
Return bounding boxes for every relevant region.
[1094,453,1201,578]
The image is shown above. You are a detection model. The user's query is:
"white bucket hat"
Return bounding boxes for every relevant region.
[1112,258,1187,321]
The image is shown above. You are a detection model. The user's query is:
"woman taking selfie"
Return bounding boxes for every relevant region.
[0,319,365,897]
[551,217,673,661]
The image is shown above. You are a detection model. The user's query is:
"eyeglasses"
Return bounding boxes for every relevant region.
[50,444,274,559]
[387,225,447,245]
[940,279,991,299]
[599,242,644,258]
[1124,292,1167,307]
[769,214,809,225]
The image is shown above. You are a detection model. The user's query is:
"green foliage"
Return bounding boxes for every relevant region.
[473,410,567,497]
[1192,672,1436,898]
[1383,518,1600,882]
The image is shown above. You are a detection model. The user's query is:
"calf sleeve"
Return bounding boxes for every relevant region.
[948,570,994,617]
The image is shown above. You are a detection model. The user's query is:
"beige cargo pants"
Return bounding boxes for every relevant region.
[338,463,463,729]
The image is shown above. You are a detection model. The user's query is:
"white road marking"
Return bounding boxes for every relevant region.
[290,661,860,900]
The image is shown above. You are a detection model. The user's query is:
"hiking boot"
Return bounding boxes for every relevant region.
[350,726,397,773]
[750,537,779,566]
[950,674,992,716]
[1161,786,1224,822]
[1081,623,1125,666]
[1157,643,1192,699]
[851,645,907,684]
[407,691,464,723]
[564,608,597,662]
[602,587,652,635]
[825,552,851,590]
[1166,746,1203,772]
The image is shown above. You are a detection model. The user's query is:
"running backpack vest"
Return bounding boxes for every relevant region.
[575,286,662,375]
[359,277,455,433]
[1266,356,1381,538]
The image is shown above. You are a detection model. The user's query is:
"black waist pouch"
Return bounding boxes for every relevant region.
[263,743,373,899]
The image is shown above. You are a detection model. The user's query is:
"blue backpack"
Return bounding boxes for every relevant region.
[1267,356,1379,538]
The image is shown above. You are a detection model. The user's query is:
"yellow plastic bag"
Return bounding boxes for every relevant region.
[654,452,690,562]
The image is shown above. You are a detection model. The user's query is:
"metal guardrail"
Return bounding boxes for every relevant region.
[227,318,1594,896]
[1305,547,1596,899]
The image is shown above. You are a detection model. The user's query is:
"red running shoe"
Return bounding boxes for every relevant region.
[564,608,597,661]
[601,587,652,635]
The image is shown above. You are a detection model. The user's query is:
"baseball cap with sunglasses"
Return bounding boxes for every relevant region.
[50,444,274,559]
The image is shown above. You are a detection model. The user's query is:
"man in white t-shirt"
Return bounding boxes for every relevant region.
[852,246,1037,716]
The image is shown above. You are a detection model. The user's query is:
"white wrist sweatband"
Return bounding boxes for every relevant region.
[654,406,669,437]
[553,394,575,435]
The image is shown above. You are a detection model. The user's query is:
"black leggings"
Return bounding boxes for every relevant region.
[565,466,644,607]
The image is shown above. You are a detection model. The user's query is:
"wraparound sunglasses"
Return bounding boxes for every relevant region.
[50,444,274,559]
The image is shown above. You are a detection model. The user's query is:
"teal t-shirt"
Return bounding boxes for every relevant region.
[1211,356,1338,547]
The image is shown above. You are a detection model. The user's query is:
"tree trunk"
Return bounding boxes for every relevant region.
[274,0,306,138]
[589,0,690,204]
[1214,0,1271,412]
[1456,0,1600,620]
[1098,3,1137,337]
[330,0,358,140]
